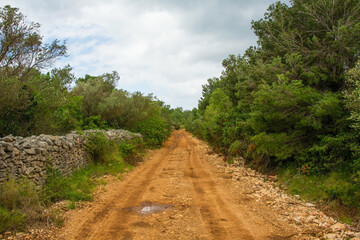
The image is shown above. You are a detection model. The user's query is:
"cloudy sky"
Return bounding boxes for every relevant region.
[2,0,289,110]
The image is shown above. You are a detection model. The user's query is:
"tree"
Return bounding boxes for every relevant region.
[250,75,342,162]
[73,77,113,117]
[50,64,75,90]
[198,77,221,114]
[203,88,232,150]
[344,60,360,130]
[0,5,67,81]
[252,0,360,90]
[0,5,67,136]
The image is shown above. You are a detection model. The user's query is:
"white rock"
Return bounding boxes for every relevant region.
[330,223,346,232]
[324,233,338,239]
[305,215,316,223]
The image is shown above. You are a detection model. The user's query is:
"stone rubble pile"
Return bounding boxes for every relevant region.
[0,129,141,185]
[205,150,360,240]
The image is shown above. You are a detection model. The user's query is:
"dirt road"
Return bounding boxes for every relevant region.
[57,130,312,240]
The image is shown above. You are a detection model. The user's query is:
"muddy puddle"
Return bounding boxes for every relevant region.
[129,201,173,215]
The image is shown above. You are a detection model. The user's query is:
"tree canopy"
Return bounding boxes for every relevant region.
[0,5,179,147]
[185,0,360,207]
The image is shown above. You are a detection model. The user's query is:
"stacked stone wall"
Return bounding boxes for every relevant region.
[0,129,141,185]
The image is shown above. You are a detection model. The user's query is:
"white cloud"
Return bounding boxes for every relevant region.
[1,0,290,109]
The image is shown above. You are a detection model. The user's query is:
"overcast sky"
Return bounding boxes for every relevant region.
[2,0,290,110]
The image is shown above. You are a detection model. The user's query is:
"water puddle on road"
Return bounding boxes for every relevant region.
[130,201,173,215]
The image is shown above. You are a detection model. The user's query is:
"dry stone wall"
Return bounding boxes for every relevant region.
[0,129,142,185]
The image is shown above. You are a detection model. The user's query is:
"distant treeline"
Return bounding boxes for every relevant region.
[184,0,360,209]
[0,5,185,147]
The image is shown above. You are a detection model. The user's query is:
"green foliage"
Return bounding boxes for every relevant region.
[198,77,222,114]
[0,178,43,232]
[0,206,26,233]
[0,5,67,80]
[0,135,141,233]
[118,137,145,165]
[54,96,83,133]
[278,169,329,202]
[202,88,233,151]
[0,179,40,211]
[0,6,173,140]
[66,201,76,210]
[42,169,95,203]
[185,115,205,138]
[85,132,114,163]
[73,77,115,118]
[0,5,67,136]
[0,75,31,136]
[228,140,246,156]
[162,106,190,129]
[133,116,171,147]
[249,77,343,163]
[41,135,140,204]
[252,0,360,90]
[81,116,108,130]
[185,0,360,211]
[278,169,360,211]
[344,60,360,130]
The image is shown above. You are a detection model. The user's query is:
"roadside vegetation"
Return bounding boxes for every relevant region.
[2,0,360,233]
[0,5,180,146]
[184,0,360,224]
[0,132,144,233]
[0,5,179,233]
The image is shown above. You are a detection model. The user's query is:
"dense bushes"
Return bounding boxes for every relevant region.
[85,131,145,165]
[0,66,173,146]
[0,5,176,147]
[185,0,360,211]
[133,116,171,147]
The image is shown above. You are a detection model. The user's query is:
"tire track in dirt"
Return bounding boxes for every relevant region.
[103,134,181,240]
[59,130,299,240]
[71,133,180,239]
[182,132,255,239]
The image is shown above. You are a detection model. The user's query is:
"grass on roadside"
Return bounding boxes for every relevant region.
[0,178,43,232]
[0,206,26,232]
[0,159,133,233]
[0,132,143,233]
[42,159,133,204]
[277,168,360,224]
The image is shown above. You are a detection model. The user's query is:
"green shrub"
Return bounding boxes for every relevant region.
[278,169,360,217]
[320,173,360,208]
[0,153,134,233]
[278,169,329,202]
[81,115,108,130]
[85,131,145,165]
[118,137,145,165]
[41,169,94,203]
[0,206,26,232]
[41,160,133,204]
[41,136,136,204]
[228,140,246,156]
[133,116,171,147]
[0,178,40,211]
[0,178,43,232]
[85,132,114,163]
